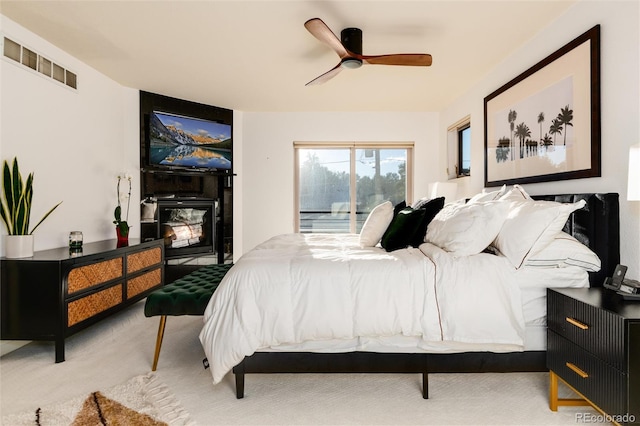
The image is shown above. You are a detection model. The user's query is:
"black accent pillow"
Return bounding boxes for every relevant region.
[381,207,427,252]
[410,197,445,247]
[393,200,407,216]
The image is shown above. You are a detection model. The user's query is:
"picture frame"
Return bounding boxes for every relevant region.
[484,25,600,187]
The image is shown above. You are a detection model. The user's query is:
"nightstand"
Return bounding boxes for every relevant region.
[547,287,640,424]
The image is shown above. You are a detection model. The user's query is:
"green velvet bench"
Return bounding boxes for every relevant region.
[144,263,233,370]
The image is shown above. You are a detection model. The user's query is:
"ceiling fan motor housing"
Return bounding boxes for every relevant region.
[341,28,363,54]
[340,27,363,68]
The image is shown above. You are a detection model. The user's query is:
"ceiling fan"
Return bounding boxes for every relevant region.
[304,18,432,86]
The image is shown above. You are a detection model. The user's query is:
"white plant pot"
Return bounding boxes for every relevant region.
[4,235,34,258]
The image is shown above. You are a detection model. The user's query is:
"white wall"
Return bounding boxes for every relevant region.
[0,16,140,254]
[240,112,439,253]
[439,0,640,279]
[2,0,637,279]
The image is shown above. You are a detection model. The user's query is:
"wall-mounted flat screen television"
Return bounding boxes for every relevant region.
[148,110,232,172]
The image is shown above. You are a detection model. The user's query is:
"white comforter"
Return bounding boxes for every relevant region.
[199,233,526,384]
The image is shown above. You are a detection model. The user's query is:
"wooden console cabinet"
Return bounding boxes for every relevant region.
[1,239,164,362]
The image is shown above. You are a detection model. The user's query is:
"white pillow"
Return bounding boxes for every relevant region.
[523,232,601,272]
[425,201,509,256]
[493,199,586,268]
[411,197,430,209]
[498,184,532,201]
[359,201,393,247]
[468,184,507,203]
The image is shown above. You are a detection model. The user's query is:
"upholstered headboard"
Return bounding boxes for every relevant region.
[532,193,620,287]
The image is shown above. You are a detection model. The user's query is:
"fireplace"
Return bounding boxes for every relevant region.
[156,198,217,259]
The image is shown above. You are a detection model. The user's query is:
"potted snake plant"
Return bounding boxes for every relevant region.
[0,157,62,258]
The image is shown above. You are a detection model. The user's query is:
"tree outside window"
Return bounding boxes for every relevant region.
[296,144,412,233]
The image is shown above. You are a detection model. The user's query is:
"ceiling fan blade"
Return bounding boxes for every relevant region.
[360,53,433,66]
[304,18,350,59]
[305,62,344,86]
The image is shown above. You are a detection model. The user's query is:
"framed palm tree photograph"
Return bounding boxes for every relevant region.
[484,25,601,187]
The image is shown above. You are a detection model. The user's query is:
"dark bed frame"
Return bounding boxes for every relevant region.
[232,193,620,399]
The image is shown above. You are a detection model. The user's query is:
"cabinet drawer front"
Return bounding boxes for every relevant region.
[548,291,625,369]
[548,331,627,417]
[127,268,162,299]
[67,258,123,294]
[67,284,122,327]
[127,247,162,274]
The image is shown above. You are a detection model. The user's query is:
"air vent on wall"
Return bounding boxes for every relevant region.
[2,36,77,90]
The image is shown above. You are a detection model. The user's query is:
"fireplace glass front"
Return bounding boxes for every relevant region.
[156,198,216,259]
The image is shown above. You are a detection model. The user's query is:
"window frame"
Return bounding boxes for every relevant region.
[447,115,471,179]
[457,123,471,177]
[294,141,414,233]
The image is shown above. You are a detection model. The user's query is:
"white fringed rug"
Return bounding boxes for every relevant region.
[1,373,194,426]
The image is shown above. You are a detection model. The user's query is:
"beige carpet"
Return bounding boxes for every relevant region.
[1,373,194,426]
[1,301,598,425]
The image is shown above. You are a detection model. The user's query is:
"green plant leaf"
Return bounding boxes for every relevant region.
[1,161,12,234]
[15,192,28,235]
[12,159,21,218]
[30,201,62,234]
[0,202,11,234]
[2,161,13,226]
[9,159,25,234]
[117,220,129,237]
[23,173,33,235]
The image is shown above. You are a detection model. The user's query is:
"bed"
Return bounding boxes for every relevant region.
[199,190,620,398]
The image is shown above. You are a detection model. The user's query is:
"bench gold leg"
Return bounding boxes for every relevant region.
[152,315,167,371]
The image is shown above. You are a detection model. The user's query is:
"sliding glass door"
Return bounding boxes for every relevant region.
[295,143,412,233]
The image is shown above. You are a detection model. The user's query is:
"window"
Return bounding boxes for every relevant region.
[38,56,52,77]
[295,143,413,233]
[3,37,20,62]
[52,63,65,83]
[447,116,471,179]
[2,37,78,90]
[458,124,471,176]
[21,46,37,70]
[65,69,77,89]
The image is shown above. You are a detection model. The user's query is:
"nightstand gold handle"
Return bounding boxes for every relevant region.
[566,317,589,330]
[566,362,589,379]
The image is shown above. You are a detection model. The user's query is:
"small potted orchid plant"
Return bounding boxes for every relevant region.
[113,174,131,245]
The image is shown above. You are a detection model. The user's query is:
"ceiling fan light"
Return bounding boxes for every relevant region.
[341,58,362,69]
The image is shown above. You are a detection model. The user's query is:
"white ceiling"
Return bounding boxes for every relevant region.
[1,0,577,112]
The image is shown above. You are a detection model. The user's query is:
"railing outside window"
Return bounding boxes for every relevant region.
[294,143,413,234]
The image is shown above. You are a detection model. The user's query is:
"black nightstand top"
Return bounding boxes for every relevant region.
[550,287,640,320]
